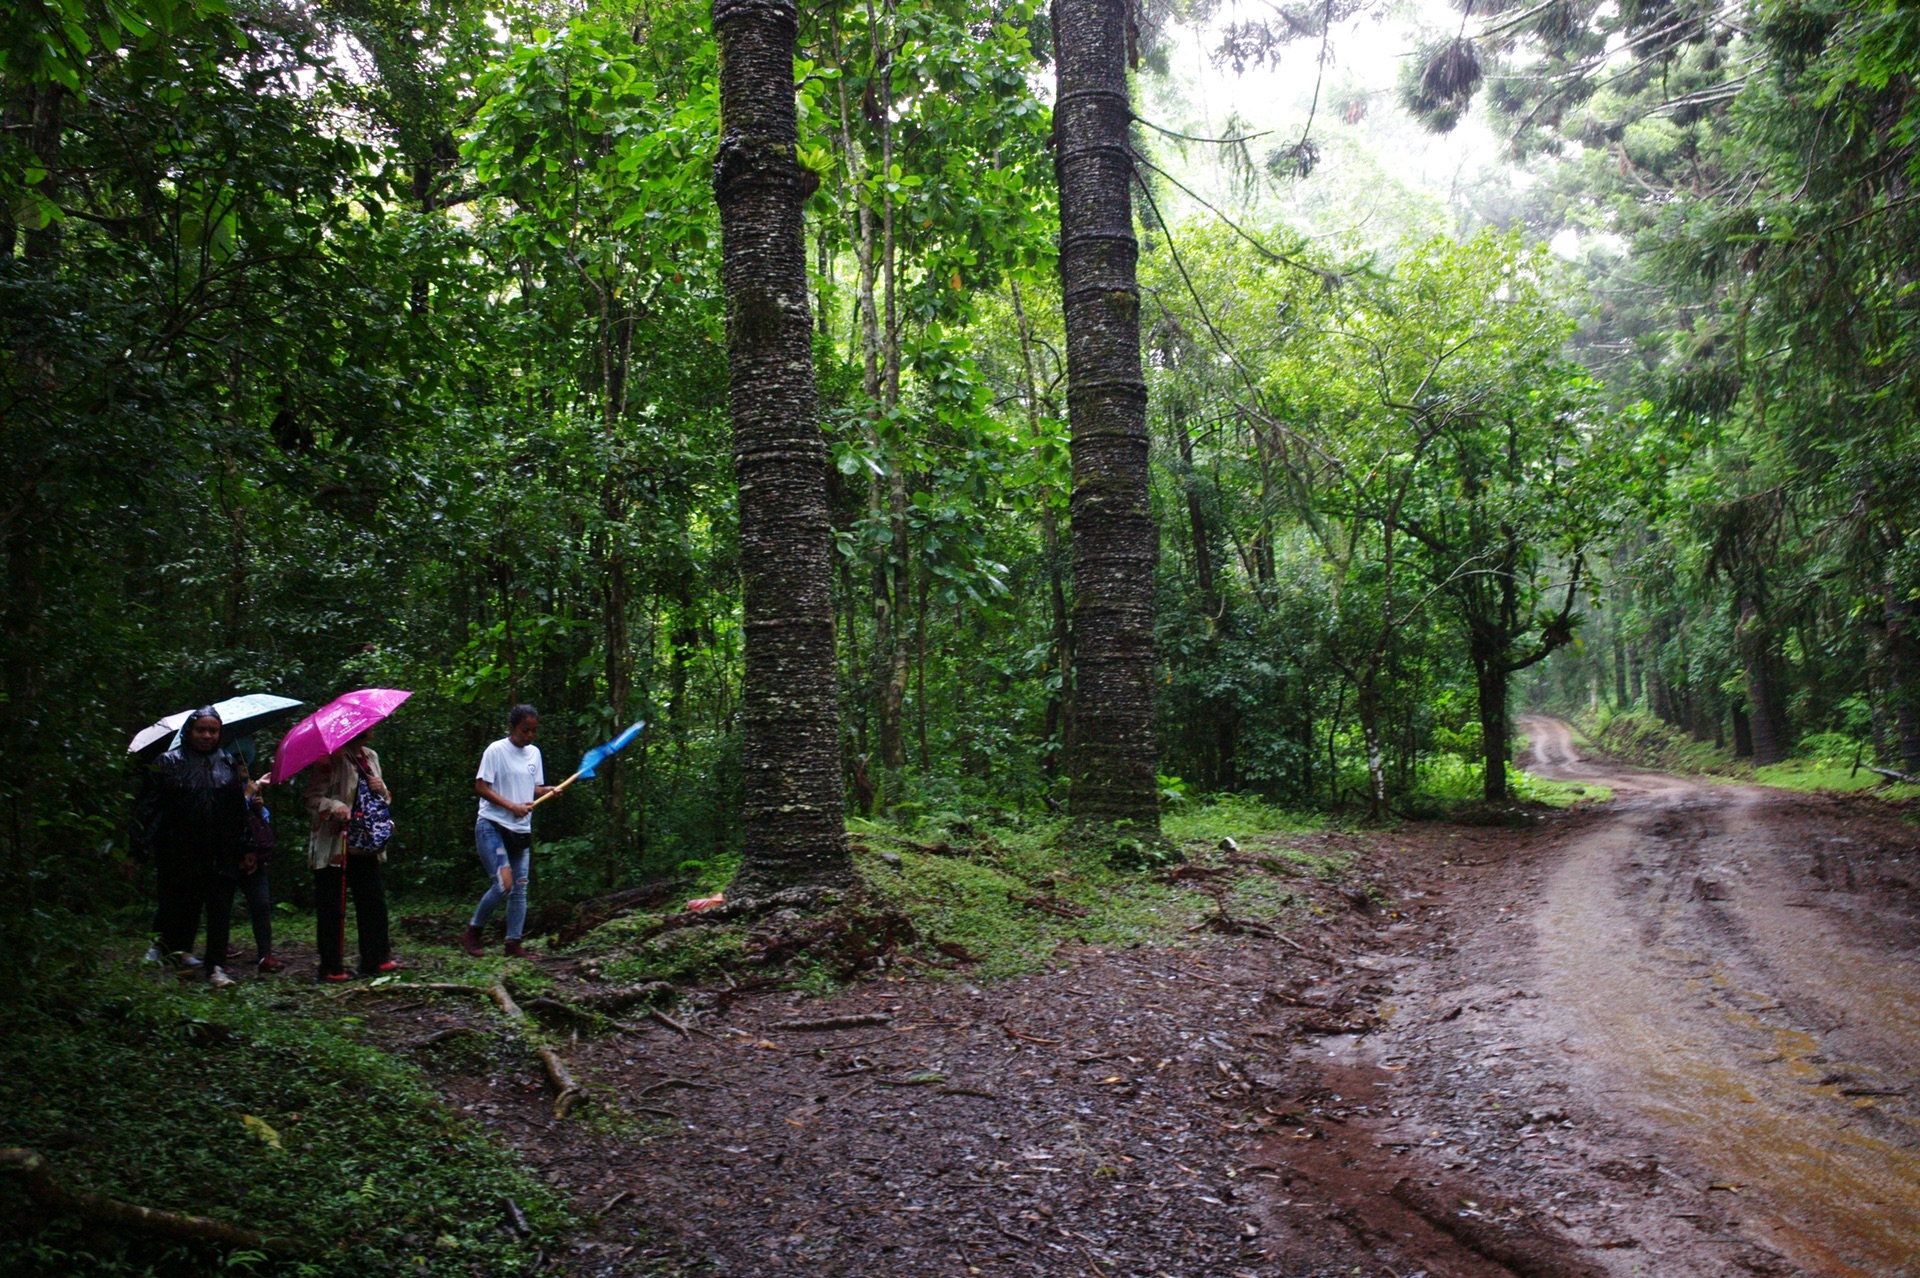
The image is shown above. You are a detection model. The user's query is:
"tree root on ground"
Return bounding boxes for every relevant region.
[0,1148,300,1253]
[362,982,583,1118]
[637,886,838,941]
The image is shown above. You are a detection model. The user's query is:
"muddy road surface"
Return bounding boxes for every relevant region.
[352,721,1920,1277]
[1476,716,1920,1275]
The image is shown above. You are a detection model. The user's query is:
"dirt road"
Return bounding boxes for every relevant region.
[1377,717,1920,1276]
[359,720,1920,1277]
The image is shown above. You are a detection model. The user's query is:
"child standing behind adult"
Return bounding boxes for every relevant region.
[462,704,554,958]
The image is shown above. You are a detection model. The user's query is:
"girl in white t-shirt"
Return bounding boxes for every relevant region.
[462,705,554,957]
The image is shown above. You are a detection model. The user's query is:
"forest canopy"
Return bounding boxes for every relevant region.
[3,0,1917,951]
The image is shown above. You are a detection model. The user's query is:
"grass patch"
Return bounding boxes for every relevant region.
[1577,710,1920,801]
[569,800,1344,989]
[1404,752,1610,813]
[1512,770,1612,807]
[1753,757,1920,801]
[1,959,567,1278]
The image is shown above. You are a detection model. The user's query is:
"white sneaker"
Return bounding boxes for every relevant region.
[209,966,235,988]
[142,946,164,965]
[178,953,204,970]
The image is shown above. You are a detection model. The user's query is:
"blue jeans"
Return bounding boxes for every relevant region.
[470,818,531,940]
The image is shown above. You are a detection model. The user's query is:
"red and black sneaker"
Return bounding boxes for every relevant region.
[371,958,401,974]
[318,970,351,984]
[257,955,287,974]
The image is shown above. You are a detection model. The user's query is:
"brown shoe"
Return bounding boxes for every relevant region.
[504,938,539,959]
[459,925,485,957]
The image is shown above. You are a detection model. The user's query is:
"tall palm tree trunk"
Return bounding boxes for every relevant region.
[1053,0,1159,828]
[713,0,850,890]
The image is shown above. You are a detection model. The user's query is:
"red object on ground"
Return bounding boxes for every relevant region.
[686,893,726,913]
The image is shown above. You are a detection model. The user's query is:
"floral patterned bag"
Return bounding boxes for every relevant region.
[347,774,394,853]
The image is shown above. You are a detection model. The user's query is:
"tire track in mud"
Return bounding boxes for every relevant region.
[1520,716,1920,1276]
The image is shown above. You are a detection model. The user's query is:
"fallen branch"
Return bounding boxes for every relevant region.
[524,996,607,1026]
[406,1026,481,1050]
[571,982,677,1015]
[1187,894,1278,938]
[647,1007,692,1038]
[1,1148,300,1254]
[772,1013,893,1032]
[484,983,585,1118]
[636,1077,720,1097]
[1007,891,1090,920]
[1002,1024,1063,1046]
[362,982,583,1117]
[1868,766,1920,786]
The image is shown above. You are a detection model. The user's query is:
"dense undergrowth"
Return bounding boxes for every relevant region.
[0,934,568,1278]
[1575,709,1920,802]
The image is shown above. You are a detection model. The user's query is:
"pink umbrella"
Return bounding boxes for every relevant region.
[265,688,412,783]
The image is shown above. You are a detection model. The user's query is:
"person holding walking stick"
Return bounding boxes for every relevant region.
[461,704,554,958]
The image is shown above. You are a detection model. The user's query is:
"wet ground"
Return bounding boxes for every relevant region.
[343,721,1920,1276]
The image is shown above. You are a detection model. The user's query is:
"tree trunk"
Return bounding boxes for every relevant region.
[1736,597,1786,766]
[1883,586,1920,775]
[1476,658,1510,802]
[1175,410,1216,616]
[601,521,631,882]
[1613,637,1628,706]
[1009,275,1072,783]
[1732,702,1753,758]
[713,0,850,891]
[1054,0,1159,829]
[22,84,63,261]
[1356,682,1387,818]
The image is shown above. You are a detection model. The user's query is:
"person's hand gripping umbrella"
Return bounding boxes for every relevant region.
[530,721,645,809]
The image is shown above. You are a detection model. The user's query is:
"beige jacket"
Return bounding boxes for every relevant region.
[302,746,388,869]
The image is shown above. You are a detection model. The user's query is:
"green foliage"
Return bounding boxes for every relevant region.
[0,955,566,1277]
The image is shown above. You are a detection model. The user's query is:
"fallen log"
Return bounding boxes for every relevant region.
[1868,765,1920,786]
[359,982,583,1117]
[772,1012,893,1032]
[483,983,585,1118]
[1,1148,300,1254]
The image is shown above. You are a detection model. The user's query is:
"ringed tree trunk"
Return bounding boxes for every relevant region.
[713,0,851,891]
[1054,0,1160,830]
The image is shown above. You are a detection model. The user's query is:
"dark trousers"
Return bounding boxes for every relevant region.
[232,865,273,957]
[157,866,236,968]
[314,855,390,975]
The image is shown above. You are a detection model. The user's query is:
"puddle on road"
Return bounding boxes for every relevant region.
[1537,813,1920,1276]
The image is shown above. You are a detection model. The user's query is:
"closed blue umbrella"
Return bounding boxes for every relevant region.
[529,721,646,809]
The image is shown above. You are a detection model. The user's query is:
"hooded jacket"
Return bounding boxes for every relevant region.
[136,743,249,877]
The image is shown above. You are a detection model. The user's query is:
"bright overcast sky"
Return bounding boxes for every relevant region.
[1141,0,1537,246]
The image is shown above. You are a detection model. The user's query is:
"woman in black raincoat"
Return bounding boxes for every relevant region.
[135,707,250,986]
